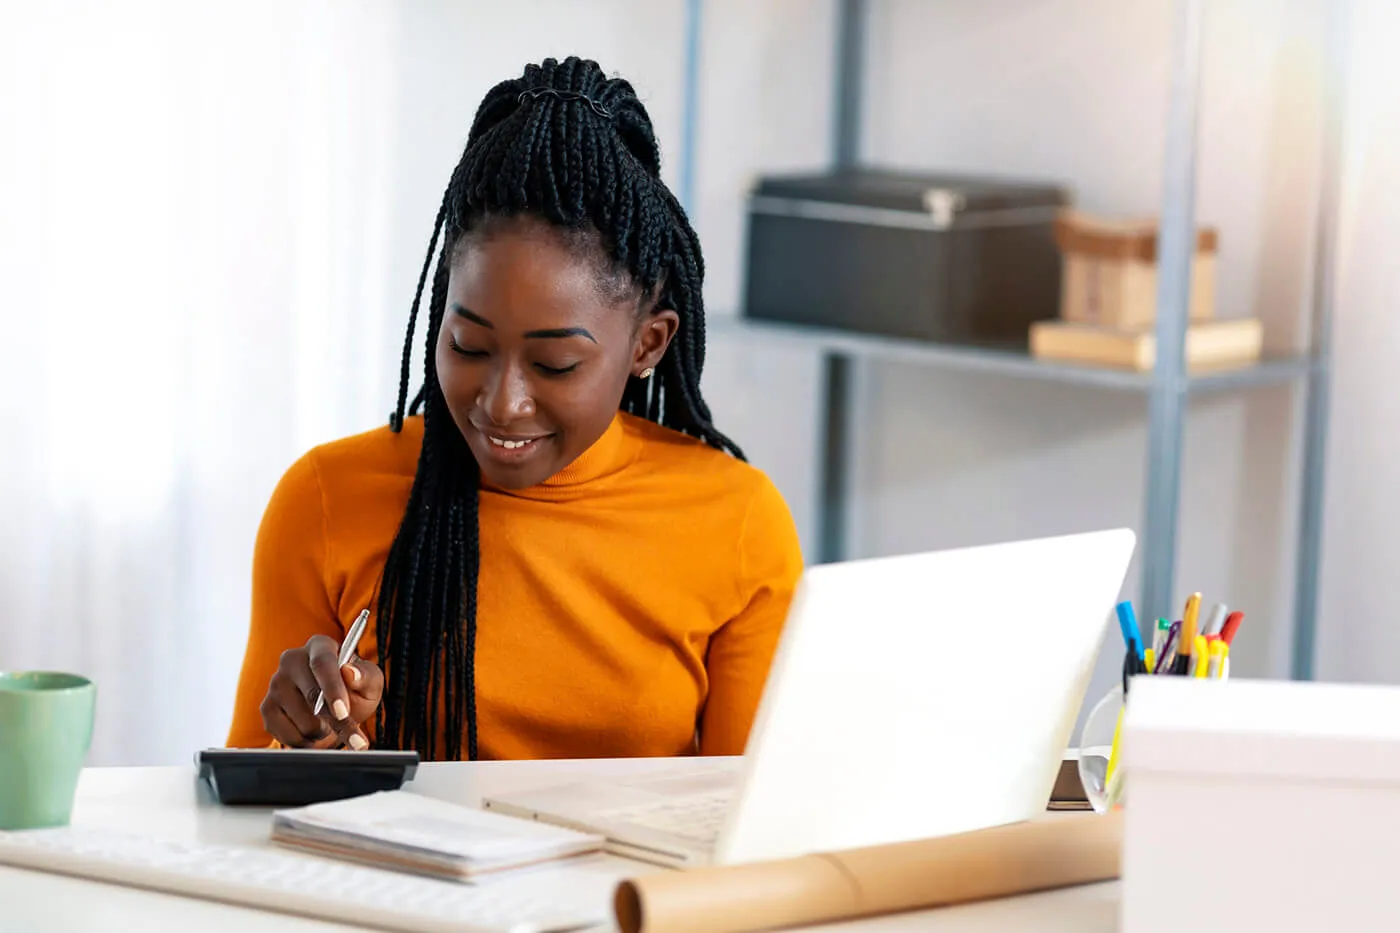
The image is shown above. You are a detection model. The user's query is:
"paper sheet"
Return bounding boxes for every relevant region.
[613,812,1121,933]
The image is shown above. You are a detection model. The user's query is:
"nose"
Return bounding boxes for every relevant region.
[478,360,536,425]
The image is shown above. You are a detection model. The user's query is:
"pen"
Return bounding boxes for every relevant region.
[1155,620,1181,673]
[1177,593,1201,675]
[1203,603,1228,637]
[312,609,370,717]
[1151,618,1169,660]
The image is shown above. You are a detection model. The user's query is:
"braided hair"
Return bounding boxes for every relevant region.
[375,57,741,760]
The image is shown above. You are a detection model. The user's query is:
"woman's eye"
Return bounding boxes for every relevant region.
[534,362,580,377]
[448,337,487,359]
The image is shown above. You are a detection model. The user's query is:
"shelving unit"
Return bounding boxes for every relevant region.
[680,0,1345,679]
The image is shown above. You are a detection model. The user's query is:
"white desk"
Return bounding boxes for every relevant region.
[0,757,1119,932]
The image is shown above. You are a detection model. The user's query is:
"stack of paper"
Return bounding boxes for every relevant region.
[271,790,606,881]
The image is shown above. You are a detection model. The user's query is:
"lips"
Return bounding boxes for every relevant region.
[469,421,553,466]
[486,435,541,451]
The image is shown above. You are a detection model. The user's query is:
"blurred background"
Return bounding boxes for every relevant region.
[2,0,1397,766]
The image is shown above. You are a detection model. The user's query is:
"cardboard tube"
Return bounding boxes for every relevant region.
[613,812,1122,933]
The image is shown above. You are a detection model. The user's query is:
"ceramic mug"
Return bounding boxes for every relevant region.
[0,671,96,829]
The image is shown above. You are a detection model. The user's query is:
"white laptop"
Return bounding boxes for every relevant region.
[483,528,1135,868]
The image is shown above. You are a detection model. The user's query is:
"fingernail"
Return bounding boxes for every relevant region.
[332,699,349,721]
[348,733,368,750]
[342,663,361,684]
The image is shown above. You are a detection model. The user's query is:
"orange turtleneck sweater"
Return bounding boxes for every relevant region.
[227,412,804,759]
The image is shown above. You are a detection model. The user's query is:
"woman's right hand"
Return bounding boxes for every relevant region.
[259,634,384,749]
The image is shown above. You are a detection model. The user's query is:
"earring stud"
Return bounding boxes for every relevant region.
[639,367,654,379]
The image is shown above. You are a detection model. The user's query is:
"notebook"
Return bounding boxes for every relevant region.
[270,790,606,881]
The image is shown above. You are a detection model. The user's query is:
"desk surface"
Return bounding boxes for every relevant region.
[1,757,1119,932]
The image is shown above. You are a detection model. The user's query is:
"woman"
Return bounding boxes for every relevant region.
[227,57,803,761]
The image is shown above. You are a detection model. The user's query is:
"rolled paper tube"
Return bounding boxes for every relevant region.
[613,811,1123,933]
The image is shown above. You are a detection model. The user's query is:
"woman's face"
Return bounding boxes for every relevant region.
[436,217,677,489]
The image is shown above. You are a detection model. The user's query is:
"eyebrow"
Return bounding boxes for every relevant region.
[450,303,597,343]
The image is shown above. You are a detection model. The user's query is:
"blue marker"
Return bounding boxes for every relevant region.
[1115,600,1144,660]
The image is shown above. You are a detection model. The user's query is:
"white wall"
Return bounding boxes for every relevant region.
[844,0,1324,715]
[687,0,1329,723]
[1316,1,1400,682]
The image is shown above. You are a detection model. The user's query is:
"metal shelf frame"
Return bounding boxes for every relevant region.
[679,0,1345,680]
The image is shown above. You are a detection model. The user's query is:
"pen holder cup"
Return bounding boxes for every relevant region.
[1078,683,1126,814]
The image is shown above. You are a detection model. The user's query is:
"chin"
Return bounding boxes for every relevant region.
[477,464,551,490]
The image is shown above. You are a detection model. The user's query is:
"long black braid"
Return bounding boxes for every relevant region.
[375,57,741,760]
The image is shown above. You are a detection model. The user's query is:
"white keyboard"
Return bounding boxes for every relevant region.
[0,827,611,933]
[601,790,731,845]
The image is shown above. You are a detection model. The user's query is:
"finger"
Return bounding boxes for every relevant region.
[262,703,305,747]
[282,686,334,743]
[342,659,384,704]
[273,670,334,740]
[263,703,334,748]
[307,635,351,722]
[344,725,370,751]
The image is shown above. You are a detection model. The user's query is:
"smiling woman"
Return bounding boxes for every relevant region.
[437,217,677,490]
[226,57,804,762]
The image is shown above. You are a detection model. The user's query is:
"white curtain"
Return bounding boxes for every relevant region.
[0,0,401,764]
[0,0,698,766]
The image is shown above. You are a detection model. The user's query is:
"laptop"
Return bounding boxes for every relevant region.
[482,528,1135,867]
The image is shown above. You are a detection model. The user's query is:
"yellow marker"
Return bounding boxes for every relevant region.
[1193,634,1209,677]
[1144,647,1156,674]
[1103,707,1125,788]
[1208,640,1227,679]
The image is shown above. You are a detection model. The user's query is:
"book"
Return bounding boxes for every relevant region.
[270,790,606,881]
[1047,753,1091,811]
[1029,318,1263,372]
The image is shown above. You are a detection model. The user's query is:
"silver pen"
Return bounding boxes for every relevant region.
[312,609,370,717]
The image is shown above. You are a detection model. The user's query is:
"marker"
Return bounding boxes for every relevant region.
[1104,707,1125,788]
[1203,603,1228,637]
[1177,594,1202,675]
[1207,640,1226,679]
[1192,634,1209,678]
[1116,601,1144,662]
[1220,643,1231,680]
[1220,611,1245,646]
[1145,647,1156,675]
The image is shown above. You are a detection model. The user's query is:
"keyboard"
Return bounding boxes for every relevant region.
[599,789,731,845]
[0,826,612,933]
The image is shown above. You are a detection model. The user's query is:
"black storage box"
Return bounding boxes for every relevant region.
[741,169,1071,348]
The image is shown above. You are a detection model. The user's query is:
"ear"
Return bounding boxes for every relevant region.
[632,308,679,376]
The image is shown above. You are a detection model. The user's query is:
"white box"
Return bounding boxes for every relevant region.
[1121,677,1400,933]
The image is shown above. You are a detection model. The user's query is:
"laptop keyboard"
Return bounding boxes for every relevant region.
[599,789,732,844]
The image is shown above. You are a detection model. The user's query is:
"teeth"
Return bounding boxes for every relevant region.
[489,436,536,450]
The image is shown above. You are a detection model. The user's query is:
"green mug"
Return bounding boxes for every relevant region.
[0,672,96,830]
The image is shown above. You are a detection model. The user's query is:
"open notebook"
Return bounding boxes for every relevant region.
[270,790,606,881]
